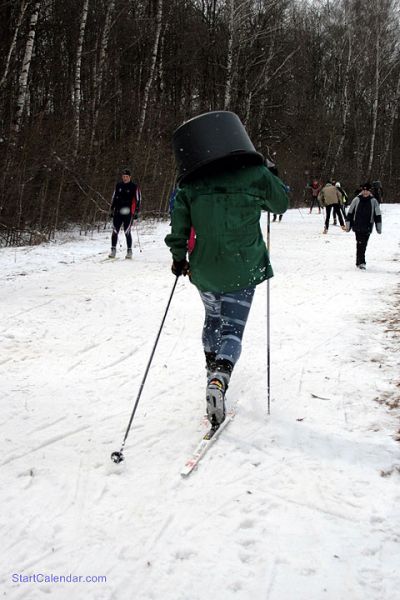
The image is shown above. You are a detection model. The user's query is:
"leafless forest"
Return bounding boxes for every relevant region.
[1,0,399,245]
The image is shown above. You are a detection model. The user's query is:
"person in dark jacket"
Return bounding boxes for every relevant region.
[165,112,288,427]
[109,169,141,259]
[345,182,382,269]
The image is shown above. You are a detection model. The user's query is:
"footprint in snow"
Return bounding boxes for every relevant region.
[239,518,255,529]
[175,548,197,561]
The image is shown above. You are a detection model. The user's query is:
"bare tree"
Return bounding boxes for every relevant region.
[367,27,380,178]
[223,0,235,110]
[73,0,90,158]
[88,0,116,158]
[137,0,163,142]
[10,0,41,141]
[381,66,400,180]
[330,0,353,177]
[0,0,28,92]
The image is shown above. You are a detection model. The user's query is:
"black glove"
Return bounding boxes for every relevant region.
[172,259,190,277]
[133,213,138,220]
[109,211,114,219]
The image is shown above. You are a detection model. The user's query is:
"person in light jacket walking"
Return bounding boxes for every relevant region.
[318,181,345,233]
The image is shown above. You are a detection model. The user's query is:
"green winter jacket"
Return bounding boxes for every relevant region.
[165,164,288,293]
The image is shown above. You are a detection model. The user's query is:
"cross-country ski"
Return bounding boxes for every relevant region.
[181,411,235,477]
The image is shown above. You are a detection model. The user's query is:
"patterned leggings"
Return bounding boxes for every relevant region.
[199,287,255,367]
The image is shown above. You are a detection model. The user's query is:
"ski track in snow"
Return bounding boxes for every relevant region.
[0,210,399,600]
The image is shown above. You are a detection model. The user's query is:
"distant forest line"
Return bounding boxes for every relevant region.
[1,0,399,245]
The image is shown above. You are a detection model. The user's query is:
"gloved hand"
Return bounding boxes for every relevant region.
[133,213,138,220]
[172,259,190,277]
[109,211,114,219]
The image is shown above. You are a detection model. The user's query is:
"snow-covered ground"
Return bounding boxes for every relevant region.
[1,206,399,600]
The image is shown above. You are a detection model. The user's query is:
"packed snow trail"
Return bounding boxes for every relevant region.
[1,207,399,600]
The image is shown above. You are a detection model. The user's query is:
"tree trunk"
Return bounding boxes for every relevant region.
[0,0,28,92]
[88,0,115,159]
[10,1,41,141]
[330,8,352,177]
[73,0,90,158]
[137,0,163,142]
[367,32,380,178]
[381,67,400,177]
[53,167,65,237]
[223,0,235,110]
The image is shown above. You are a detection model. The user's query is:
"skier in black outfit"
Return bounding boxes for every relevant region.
[345,182,382,270]
[109,169,141,259]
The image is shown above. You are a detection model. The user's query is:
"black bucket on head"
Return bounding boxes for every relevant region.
[172,111,264,183]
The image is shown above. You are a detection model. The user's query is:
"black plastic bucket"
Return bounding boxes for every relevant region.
[173,111,264,182]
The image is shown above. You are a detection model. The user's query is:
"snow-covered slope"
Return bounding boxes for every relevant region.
[1,206,399,600]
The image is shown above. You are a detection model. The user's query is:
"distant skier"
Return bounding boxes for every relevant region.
[345,182,382,270]
[318,181,346,233]
[109,169,141,259]
[335,181,348,218]
[165,111,288,427]
[308,178,322,213]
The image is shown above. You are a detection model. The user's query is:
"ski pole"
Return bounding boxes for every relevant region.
[267,211,271,415]
[296,206,305,219]
[135,219,142,252]
[111,276,179,463]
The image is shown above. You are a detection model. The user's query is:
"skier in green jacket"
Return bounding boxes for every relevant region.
[165,111,288,427]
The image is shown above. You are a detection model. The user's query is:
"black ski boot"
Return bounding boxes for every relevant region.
[206,359,233,427]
